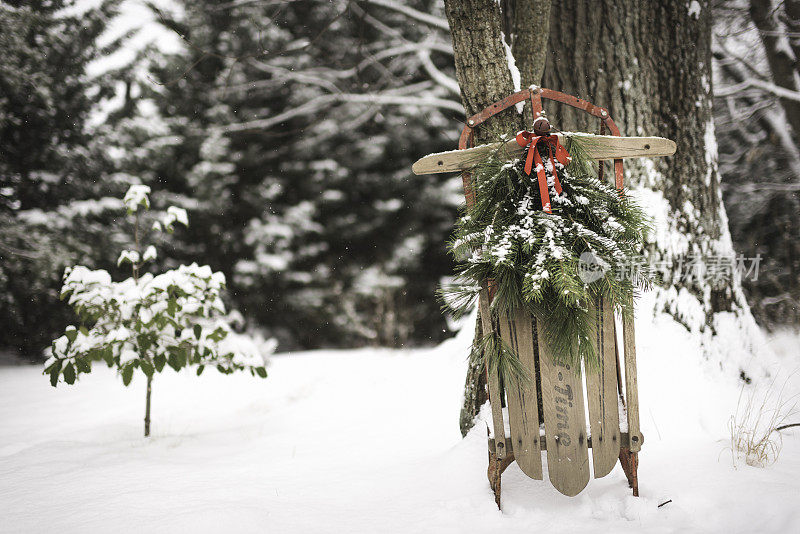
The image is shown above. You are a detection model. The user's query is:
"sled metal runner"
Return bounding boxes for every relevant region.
[415,87,668,507]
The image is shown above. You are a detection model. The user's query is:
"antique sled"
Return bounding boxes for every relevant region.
[413,87,676,506]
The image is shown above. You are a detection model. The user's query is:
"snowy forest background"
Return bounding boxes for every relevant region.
[2,0,800,362]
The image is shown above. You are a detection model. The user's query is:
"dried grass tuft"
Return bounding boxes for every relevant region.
[729,373,798,468]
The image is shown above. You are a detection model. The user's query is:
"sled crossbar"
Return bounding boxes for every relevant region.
[412,134,675,175]
[489,431,643,454]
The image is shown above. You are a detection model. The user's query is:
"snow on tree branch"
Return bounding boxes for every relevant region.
[716,78,800,103]
[417,48,460,96]
[361,0,450,31]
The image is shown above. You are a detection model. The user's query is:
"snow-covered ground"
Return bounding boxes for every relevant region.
[2,300,799,533]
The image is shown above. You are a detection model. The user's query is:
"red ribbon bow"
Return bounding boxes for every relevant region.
[515,131,571,213]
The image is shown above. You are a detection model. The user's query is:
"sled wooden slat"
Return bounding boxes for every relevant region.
[622,296,642,453]
[479,291,508,459]
[497,308,543,480]
[538,323,590,496]
[585,297,621,478]
[412,135,676,175]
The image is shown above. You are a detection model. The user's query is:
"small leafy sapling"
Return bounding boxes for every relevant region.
[45,185,269,436]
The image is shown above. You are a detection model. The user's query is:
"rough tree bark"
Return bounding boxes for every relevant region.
[542,0,745,321]
[444,0,526,136]
[451,0,755,435]
[510,0,551,87]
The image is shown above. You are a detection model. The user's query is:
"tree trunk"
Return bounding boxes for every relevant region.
[443,0,526,140]
[458,312,487,436]
[444,0,551,436]
[751,0,800,140]
[541,0,749,324]
[511,0,551,88]
[144,375,152,437]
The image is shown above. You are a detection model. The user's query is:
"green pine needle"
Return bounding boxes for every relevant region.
[441,134,653,368]
[472,329,531,386]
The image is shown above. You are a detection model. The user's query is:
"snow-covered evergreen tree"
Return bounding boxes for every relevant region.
[115,0,460,349]
[0,0,132,358]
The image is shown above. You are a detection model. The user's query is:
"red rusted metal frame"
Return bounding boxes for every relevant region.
[458,88,626,206]
[598,120,607,184]
[458,89,534,208]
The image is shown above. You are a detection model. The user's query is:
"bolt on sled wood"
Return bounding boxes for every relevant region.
[413,87,676,507]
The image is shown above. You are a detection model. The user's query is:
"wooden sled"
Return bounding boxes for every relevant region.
[414,87,671,506]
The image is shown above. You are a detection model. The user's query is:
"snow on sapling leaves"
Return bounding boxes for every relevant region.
[123,184,151,212]
[162,206,189,231]
[143,245,157,262]
[45,185,269,437]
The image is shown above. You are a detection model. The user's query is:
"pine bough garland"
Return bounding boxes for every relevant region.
[441,135,652,378]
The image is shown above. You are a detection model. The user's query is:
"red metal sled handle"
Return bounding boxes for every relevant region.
[458,87,624,208]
